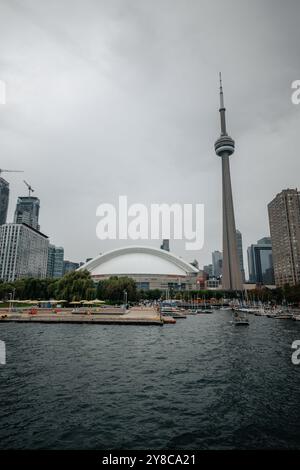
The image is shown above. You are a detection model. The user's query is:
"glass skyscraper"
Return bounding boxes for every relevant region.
[247,237,275,285]
[14,196,40,231]
[47,245,64,278]
[0,177,9,226]
[212,250,223,278]
[236,230,245,282]
[63,260,79,275]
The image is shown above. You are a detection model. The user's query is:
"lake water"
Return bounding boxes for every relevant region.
[1,311,300,449]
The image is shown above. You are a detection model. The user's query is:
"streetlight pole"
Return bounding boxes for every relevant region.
[123,290,128,310]
[12,288,15,311]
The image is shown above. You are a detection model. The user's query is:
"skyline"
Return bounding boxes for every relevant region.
[1,0,300,270]
[0,179,284,282]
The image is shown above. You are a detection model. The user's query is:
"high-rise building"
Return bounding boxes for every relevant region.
[14,196,40,230]
[214,74,242,290]
[63,260,80,275]
[268,189,300,287]
[247,237,274,285]
[236,230,245,282]
[47,245,64,278]
[160,239,170,252]
[257,237,272,245]
[203,264,213,278]
[0,178,9,225]
[0,223,49,282]
[212,250,223,278]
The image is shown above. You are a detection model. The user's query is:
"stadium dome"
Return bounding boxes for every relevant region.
[79,246,199,290]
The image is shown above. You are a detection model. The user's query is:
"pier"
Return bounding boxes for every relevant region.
[0,306,175,326]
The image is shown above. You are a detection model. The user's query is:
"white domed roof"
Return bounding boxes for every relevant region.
[79,246,198,277]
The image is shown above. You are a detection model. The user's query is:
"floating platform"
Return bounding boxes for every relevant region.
[0,307,167,326]
[0,317,163,326]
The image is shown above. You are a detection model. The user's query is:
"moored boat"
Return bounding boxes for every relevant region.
[275,312,293,320]
[230,309,249,326]
[160,306,186,319]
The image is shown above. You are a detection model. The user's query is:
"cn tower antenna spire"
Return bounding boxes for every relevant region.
[219,72,224,107]
[219,72,227,136]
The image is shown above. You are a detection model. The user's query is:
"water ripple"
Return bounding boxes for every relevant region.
[1,313,300,449]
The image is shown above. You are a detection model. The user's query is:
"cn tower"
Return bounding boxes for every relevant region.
[214,73,242,290]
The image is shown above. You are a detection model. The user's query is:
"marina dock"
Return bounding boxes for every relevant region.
[0,306,174,326]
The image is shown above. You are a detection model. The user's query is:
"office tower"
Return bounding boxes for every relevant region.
[0,178,9,225]
[212,250,223,278]
[268,189,300,287]
[203,264,213,278]
[14,196,40,230]
[257,237,272,245]
[214,74,242,290]
[160,239,170,251]
[247,237,275,285]
[63,260,79,275]
[47,245,64,278]
[236,230,245,282]
[0,223,49,282]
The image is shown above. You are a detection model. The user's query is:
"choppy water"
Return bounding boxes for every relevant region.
[1,311,300,449]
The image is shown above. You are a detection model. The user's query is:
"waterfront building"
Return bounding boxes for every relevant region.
[14,196,40,230]
[63,260,80,275]
[212,250,223,278]
[236,230,245,282]
[0,177,9,225]
[268,188,300,287]
[0,223,49,282]
[247,237,274,285]
[47,245,64,278]
[214,74,242,290]
[79,245,199,291]
[205,278,221,289]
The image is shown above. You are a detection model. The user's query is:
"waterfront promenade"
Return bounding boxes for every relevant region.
[0,306,173,325]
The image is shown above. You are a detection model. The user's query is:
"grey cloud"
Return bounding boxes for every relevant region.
[0,0,299,274]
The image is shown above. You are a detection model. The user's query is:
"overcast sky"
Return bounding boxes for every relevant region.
[0,0,300,274]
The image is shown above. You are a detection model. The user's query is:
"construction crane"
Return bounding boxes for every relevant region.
[23,180,35,197]
[0,169,24,176]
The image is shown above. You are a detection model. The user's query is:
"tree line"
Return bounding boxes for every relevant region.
[0,270,299,304]
[0,271,138,304]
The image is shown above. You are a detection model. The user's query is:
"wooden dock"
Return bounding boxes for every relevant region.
[0,306,176,326]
